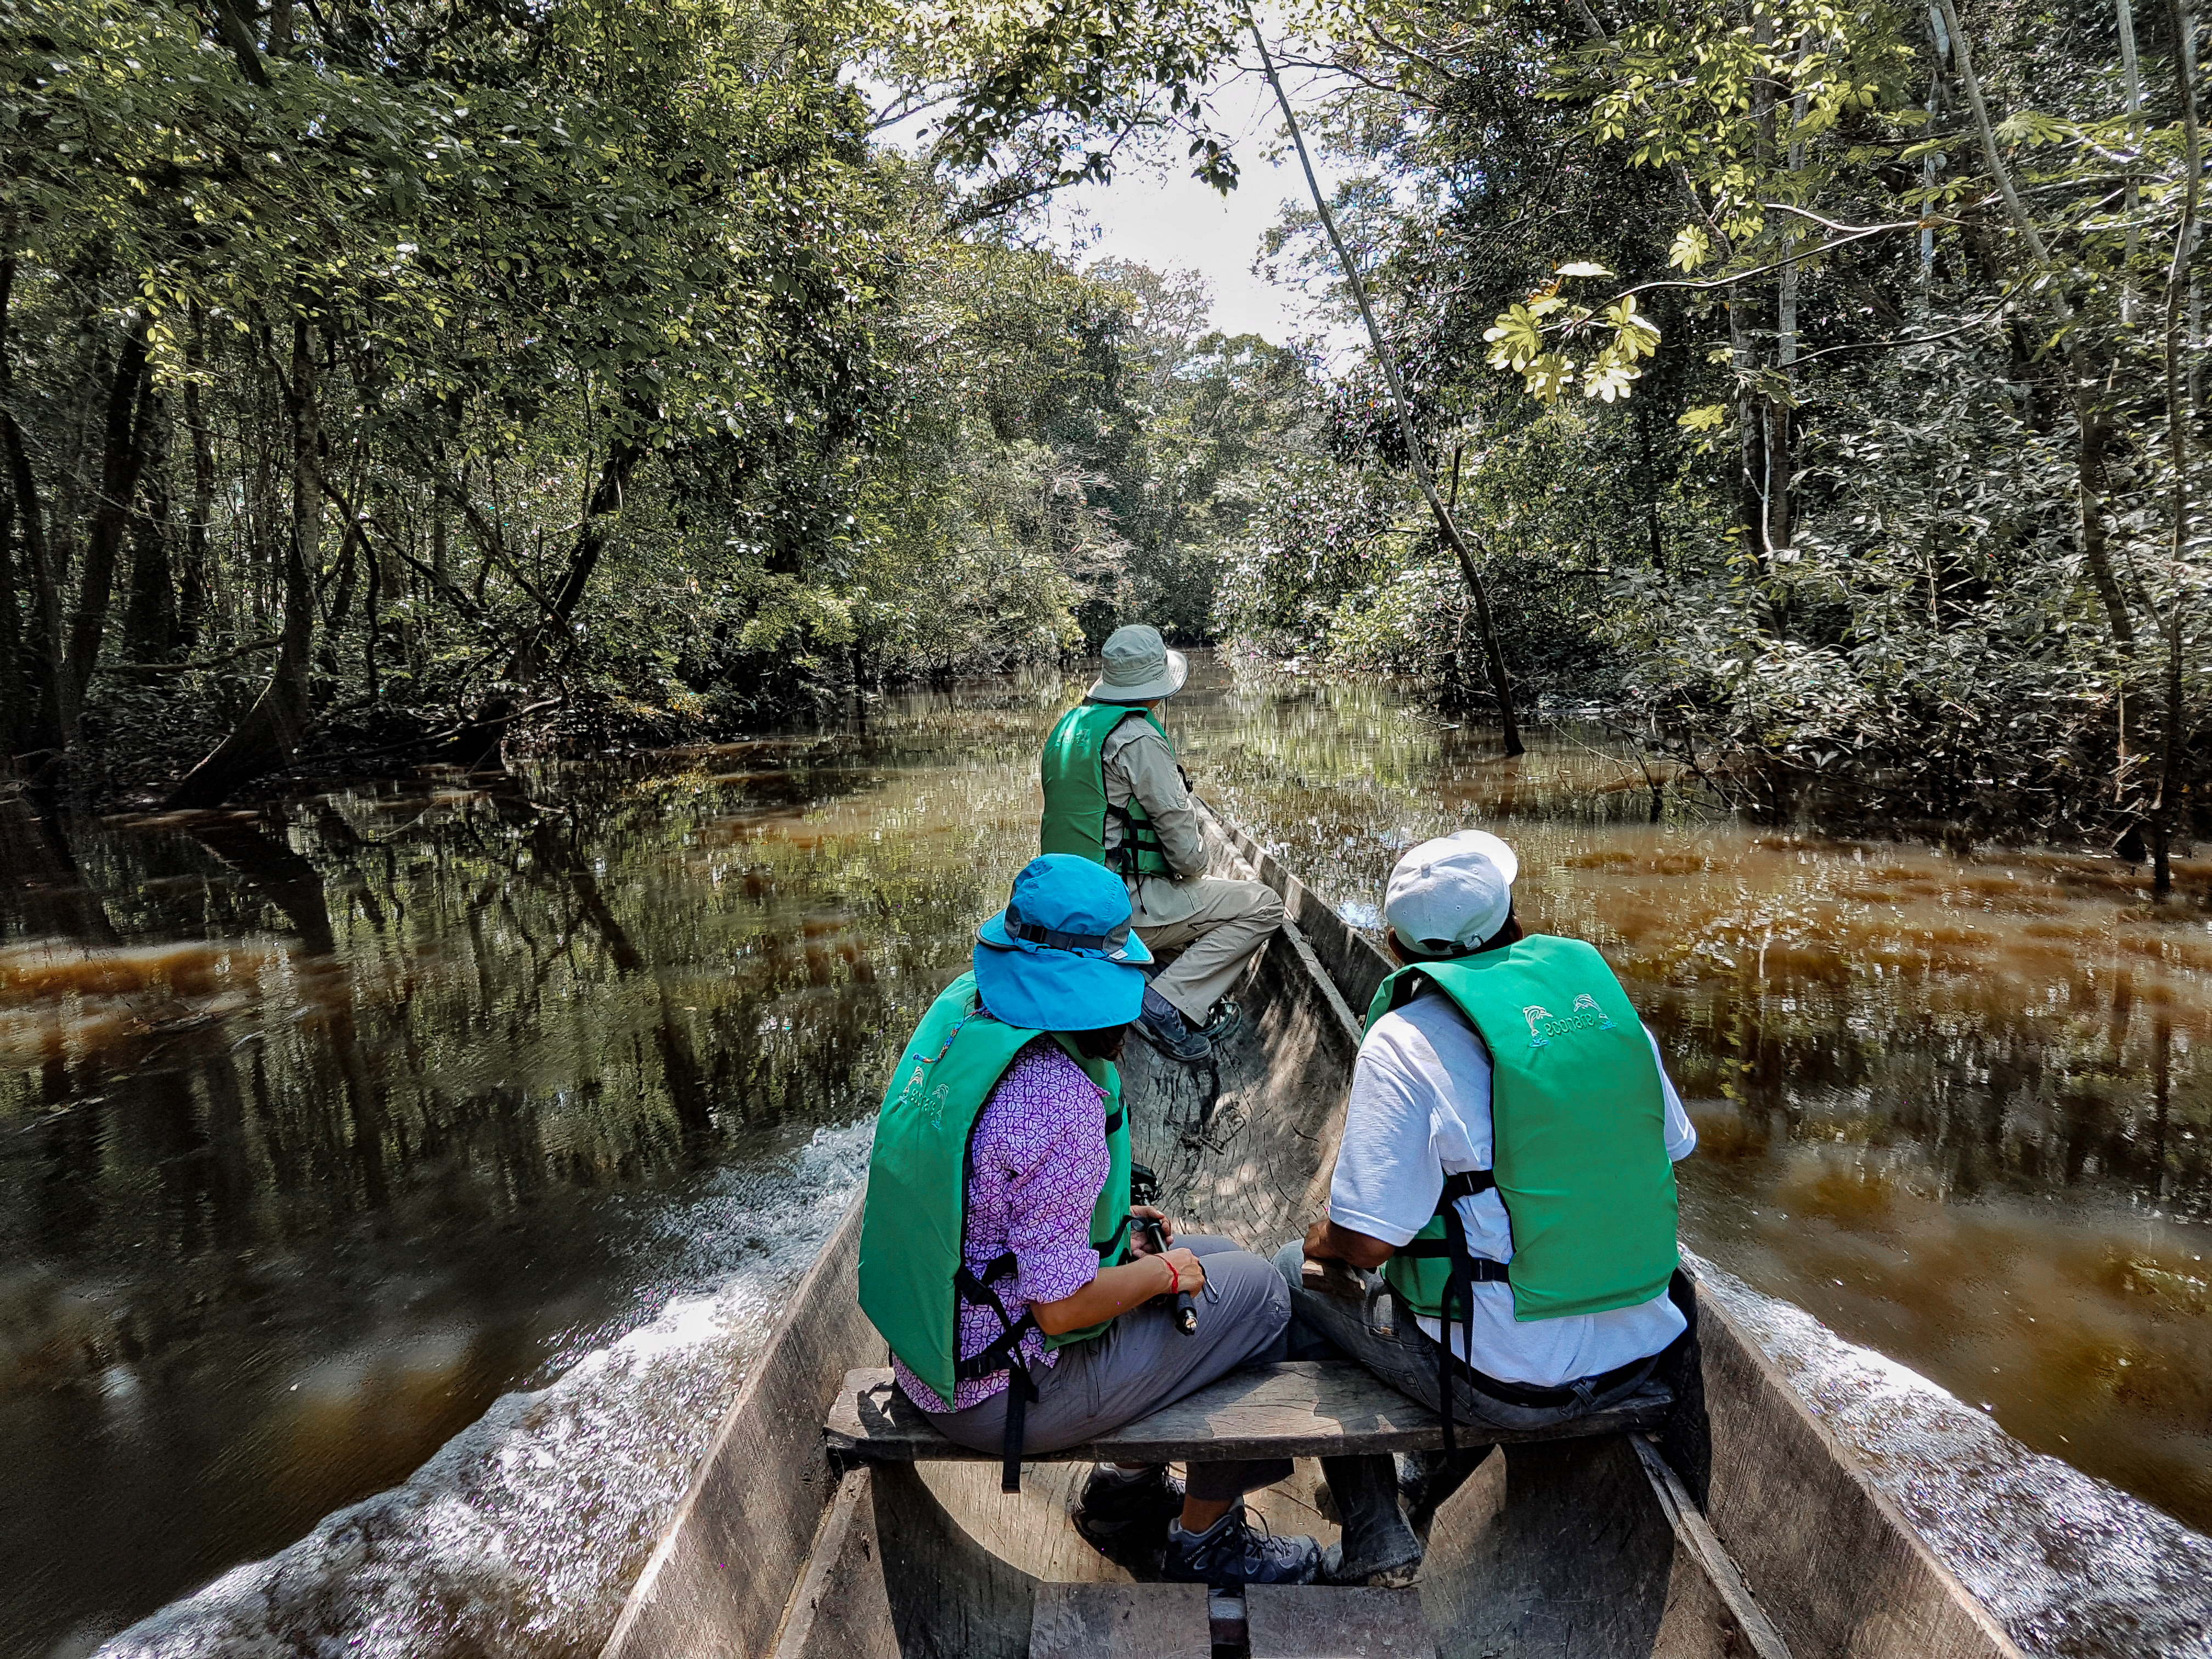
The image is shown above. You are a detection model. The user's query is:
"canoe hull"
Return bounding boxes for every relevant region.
[602,811,2021,1659]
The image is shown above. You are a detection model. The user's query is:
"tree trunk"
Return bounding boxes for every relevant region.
[1246,9,1523,752]
[57,313,155,747]
[2119,0,2145,326]
[363,509,381,702]
[0,266,18,760]
[1768,47,1812,556]
[120,395,178,664]
[2153,0,2202,898]
[448,428,645,768]
[178,309,217,651]
[0,255,63,766]
[511,433,647,681]
[1920,12,1950,315]
[166,314,321,808]
[1938,0,2135,648]
[1730,296,1767,573]
[2078,416,2135,644]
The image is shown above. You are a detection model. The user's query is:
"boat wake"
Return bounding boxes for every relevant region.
[90,1146,2207,1659]
[1693,1254,2212,1659]
[98,1122,875,1659]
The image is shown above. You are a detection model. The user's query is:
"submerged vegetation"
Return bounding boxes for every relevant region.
[0,0,2207,870]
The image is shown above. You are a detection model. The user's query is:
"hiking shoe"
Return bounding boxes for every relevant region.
[1198,1000,1243,1045]
[1163,1506,1321,1588]
[1073,1465,1185,1573]
[1137,988,1213,1065]
[1322,1542,1421,1588]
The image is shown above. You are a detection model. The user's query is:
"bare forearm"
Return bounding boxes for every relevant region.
[1032,1255,1176,1335]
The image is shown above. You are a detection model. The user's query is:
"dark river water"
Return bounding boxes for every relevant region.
[3,656,2208,1658]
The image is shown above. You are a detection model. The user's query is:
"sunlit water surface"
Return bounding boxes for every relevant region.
[1,657,2204,1658]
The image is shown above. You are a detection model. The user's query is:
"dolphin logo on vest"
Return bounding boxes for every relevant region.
[1523,994,1617,1047]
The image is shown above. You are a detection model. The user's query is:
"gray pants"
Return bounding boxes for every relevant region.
[1136,877,1284,1025]
[921,1235,1292,1502]
[1268,1244,1683,1577]
[1268,1242,1674,1432]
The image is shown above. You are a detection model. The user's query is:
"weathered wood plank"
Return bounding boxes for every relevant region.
[767,1469,897,1659]
[602,1206,880,1659]
[825,1361,1669,1464]
[1631,1437,1794,1659]
[1029,1584,1212,1659]
[1245,1585,1437,1659]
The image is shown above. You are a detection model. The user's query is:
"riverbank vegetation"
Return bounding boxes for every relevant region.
[2,0,2207,874]
[1226,0,2211,881]
[0,0,1285,804]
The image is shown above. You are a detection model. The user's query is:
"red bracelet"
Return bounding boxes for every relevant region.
[1166,1260,1181,1294]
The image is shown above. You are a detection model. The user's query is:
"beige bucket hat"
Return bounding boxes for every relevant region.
[1087,624,1189,704]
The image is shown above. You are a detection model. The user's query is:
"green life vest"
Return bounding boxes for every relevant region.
[1367,936,1679,1330]
[857,971,1134,1411]
[1039,702,1176,878]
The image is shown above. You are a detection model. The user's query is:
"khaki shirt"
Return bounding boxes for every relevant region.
[1099,715,1209,926]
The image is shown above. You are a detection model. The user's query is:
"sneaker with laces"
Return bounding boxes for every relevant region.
[1162,1506,1321,1588]
[1136,988,1213,1065]
[1072,1465,1185,1573]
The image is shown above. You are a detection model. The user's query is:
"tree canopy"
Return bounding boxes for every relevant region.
[1,0,2204,878]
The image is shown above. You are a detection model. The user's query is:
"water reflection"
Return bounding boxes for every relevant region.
[0,697,1062,1657]
[7,656,2210,1659]
[1176,664,2212,1536]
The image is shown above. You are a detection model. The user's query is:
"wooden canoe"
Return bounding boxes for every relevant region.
[599,809,2025,1659]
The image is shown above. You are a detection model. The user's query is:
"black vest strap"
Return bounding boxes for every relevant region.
[1393,1243,1510,1274]
[1094,1211,1134,1262]
[1000,1359,1036,1493]
[952,1255,1040,1490]
[1103,798,1169,877]
[1103,1105,1126,1136]
[1426,1169,1503,1456]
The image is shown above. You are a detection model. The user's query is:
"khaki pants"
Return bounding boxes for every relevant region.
[1134,877,1284,1024]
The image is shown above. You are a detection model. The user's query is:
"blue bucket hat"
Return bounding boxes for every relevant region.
[975,855,1153,1031]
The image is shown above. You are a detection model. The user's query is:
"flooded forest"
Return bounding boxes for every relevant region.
[4,0,2212,1655]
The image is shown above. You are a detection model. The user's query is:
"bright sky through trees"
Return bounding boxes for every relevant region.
[1045,65,1331,346]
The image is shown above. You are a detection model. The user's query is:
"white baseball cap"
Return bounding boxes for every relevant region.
[1383,830,1520,957]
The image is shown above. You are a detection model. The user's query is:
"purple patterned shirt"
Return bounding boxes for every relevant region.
[893,1041,1111,1414]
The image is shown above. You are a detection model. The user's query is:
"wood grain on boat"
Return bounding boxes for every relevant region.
[1028,1583,1213,1659]
[826,1362,1671,1463]
[601,804,2027,1659]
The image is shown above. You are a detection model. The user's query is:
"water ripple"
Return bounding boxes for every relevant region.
[1695,1254,2212,1659]
[100,1123,873,1659]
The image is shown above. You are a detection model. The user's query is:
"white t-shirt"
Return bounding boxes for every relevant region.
[1328,985,1698,1387]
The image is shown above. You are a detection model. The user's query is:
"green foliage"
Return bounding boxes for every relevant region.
[1232,0,2210,854]
[0,0,1316,799]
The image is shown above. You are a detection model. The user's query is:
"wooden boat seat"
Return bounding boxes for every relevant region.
[1029,1583,1210,1659]
[824,1359,1669,1464]
[1025,1582,1437,1659]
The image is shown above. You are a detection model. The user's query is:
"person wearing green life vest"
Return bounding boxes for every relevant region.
[1268,831,1703,1588]
[1039,624,1284,1065]
[857,854,1322,1588]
